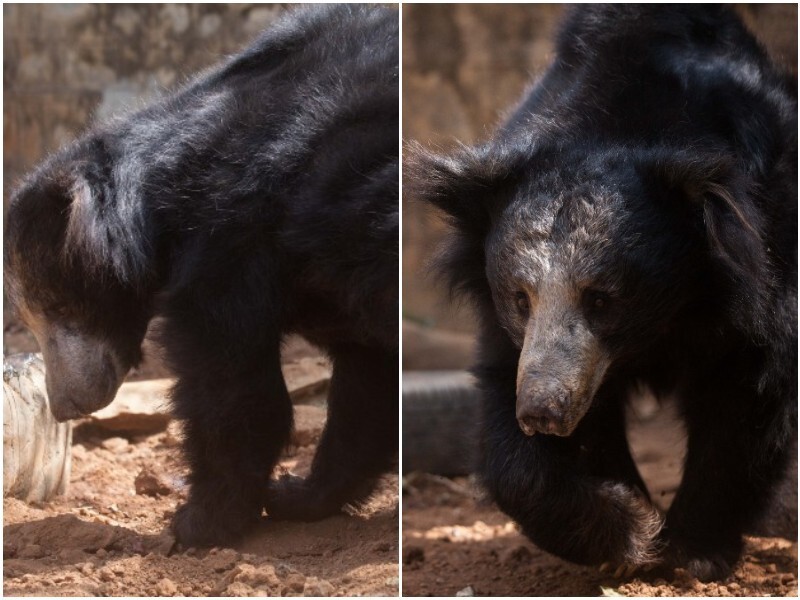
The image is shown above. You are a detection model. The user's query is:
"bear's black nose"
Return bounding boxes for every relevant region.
[516,403,562,436]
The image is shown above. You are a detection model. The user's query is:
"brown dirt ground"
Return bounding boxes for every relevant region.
[3,332,399,597]
[402,474,797,597]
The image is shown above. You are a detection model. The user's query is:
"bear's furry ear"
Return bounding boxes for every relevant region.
[404,140,529,233]
[643,151,771,332]
[64,143,153,287]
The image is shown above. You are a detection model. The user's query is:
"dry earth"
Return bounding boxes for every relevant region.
[3,334,399,597]
[402,474,797,597]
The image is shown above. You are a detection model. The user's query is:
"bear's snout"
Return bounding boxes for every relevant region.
[37,323,128,421]
[516,378,571,436]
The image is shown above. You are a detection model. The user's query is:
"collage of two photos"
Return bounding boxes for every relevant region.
[3,3,798,598]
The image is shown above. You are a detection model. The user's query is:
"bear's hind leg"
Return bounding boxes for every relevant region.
[265,345,398,520]
[170,341,293,548]
[663,379,794,581]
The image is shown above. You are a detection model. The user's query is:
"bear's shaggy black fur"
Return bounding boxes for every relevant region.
[411,5,796,581]
[5,4,398,547]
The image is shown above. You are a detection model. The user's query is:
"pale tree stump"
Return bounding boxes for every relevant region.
[3,354,72,502]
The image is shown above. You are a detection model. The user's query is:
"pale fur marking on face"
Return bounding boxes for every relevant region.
[486,190,622,435]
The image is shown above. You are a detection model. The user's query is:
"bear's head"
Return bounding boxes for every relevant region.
[4,138,156,421]
[410,141,770,437]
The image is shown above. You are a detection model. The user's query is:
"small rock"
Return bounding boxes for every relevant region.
[79,562,94,575]
[303,577,335,596]
[95,548,108,558]
[225,581,254,596]
[98,567,115,582]
[156,577,177,596]
[765,563,778,574]
[457,585,475,597]
[19,544,45,559]
[100,437,129,453]
[215,563,283,596]
[134,468,173,496]
[233,564,281,588]
[403,545,425,565]
[207,548,239,572]
[89,379,172,433]
[179,584,194,595]
[284,573,306,593]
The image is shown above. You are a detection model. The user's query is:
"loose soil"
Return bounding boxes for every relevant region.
[3,332,399,597]
[403,474,797,597]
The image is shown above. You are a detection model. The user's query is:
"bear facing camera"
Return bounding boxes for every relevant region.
[4,4,398,548]
[410,5,796,582]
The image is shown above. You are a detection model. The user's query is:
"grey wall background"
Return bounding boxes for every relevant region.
[3,3,293,204]
[402,4,798,334]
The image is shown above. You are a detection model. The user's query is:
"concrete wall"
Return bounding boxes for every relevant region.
[4,3,291,203]
[402,4,797,333]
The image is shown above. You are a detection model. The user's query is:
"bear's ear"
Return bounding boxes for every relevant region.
[642,151,770,330]
[404,140,529,234]
[64,143,153,287]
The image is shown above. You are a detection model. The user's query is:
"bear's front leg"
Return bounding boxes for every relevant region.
[481,367,663,570]
[265,345,397,520]
[170,342,293,548]
[662,372,795,581]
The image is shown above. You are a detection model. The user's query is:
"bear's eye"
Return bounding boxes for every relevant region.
[514,291,529,315]
[584,290,611,313]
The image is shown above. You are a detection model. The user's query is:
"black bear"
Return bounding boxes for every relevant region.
[410,5,796,581]
[5,4,398,547]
